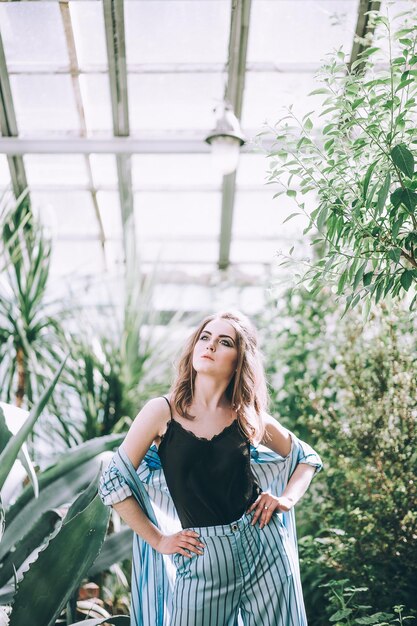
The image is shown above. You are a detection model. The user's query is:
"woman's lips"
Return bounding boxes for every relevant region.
[201,355,214,361]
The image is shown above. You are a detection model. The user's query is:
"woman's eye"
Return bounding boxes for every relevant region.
[199,335,232,347]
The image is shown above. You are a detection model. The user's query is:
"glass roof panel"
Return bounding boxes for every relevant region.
[242,71,329,132]
[90,155,118,189]
[230,239,282,264]
[142,262,218,278]
[24,155,90,187]
[247,1,359,65]
[128,73,226,131]
[125,1,230,65]
[153,283,213,311]
[10,75,80,135]
[236,153,271,188]
[0,155,11,188]
[69,1,108,70]
[132,154,221,189]
[79,73,113,134]
[96,191,123,240]
[233,191,309,239]
[31,191,99,238]
[138,240,218,263]
[0,0,374,296]
[50,241,107,277]
[0,3,69,70]
[135,192,220,238]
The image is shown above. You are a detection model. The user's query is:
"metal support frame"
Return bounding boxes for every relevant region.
[59,0,107,269]
[0,30,30,205]
[348,0,381,73]
[103,0,136,283]
[218,0,252,270]
[0,136,278,154]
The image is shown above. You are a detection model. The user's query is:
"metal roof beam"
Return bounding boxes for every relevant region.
[103,0,136,280]
[0,135,282,154]
[0,30,30,205]
[218,0,252,270]
[59,0,107,270]
[348,0,381,73]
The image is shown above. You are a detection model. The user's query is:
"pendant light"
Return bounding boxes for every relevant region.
[205,100,246,176]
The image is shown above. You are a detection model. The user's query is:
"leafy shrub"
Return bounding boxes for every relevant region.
[261,289,417,624]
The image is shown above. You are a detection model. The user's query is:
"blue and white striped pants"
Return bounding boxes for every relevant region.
[171,509,307,626]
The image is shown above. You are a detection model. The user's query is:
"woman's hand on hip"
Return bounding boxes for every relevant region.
[247,492,294,529]
[155,530,205,558]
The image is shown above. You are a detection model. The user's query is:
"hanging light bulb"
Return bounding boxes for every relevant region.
[205,101,246,176]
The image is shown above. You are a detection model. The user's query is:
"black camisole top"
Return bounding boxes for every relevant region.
[157,396,262,528]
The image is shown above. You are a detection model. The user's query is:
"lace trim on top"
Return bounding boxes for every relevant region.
[171,417,238,442]
[159,396,243,444]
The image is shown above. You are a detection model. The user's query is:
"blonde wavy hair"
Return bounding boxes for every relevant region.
[169,310,268,445]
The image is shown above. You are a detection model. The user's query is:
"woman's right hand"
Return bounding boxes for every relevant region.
[155,529,205,558]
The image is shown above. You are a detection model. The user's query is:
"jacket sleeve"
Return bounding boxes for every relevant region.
[98,455,133,506]
[293,434,323,477]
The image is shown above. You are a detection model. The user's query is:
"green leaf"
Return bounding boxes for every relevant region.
[330,608,353,621]
[392,215,404,239]
[400,269,413,291]
[88,527,133,576]
[0,509,62,588]
[363,271,373,287]
[337,269,348,294]
[317,207,329,232]
[353,262,367,290]
[375,279,385,304]
[360,46,380,58]
[376,172,391,214]
[363,162,377,200]
[0,354,68,491]
[286,189,297,198]
[390,187,403,208]
[0,406,12,455]
[388,248,402,264]
[9,491,110,626]
[4,433,123,527]
[396,78,415,92]
[282,212,300,224]
[308,87,332,96]
[401,188,417,213]
[390,143,415,178]
[355,613,395,624]
[304,118,313,131]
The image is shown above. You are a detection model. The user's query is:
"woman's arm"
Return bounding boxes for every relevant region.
[249,412,320,528]
[99,398,204,557]
[259,411,292,457]
[281,463,316,508]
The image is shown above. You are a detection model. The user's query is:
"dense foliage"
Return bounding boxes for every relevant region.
[261,290,417,624]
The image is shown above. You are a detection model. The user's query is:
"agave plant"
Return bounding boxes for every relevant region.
[0,359,129,625]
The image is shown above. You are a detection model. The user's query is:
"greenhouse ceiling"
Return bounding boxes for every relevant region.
[0,0,397,313]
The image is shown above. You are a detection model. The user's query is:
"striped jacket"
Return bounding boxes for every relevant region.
[98,431,323,626]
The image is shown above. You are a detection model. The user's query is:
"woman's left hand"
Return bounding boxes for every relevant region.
[246,492,294,529]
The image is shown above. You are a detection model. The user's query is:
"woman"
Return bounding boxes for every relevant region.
[99,310,323,626]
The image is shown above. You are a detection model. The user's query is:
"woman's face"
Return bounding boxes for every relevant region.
[192,318,238,381]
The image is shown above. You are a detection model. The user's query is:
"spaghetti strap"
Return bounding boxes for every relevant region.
[161,395,173,420]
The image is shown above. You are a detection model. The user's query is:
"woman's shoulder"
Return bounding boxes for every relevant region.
[141,395,172,437]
